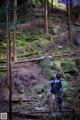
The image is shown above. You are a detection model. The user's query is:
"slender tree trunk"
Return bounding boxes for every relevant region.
[45,0,49,35]
[51,0,53,9]
[67,1,72,44]
[6,0,12,120]
[47,0,50,16]
[6,0,11,87]
[13,0,17,63]
[70,3,73,18]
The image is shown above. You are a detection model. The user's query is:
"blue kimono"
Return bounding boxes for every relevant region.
[50,79,63,94]
[50,79,63,111]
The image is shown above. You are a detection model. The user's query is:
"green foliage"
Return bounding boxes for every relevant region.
[44,34,52,40]
[49,0,61,8]
[17,32,40,42]
[0,67,7,72]
[16,40,27,47]
[0,30,6,41]
[17,51,37,57]
[62,80,69,88]
[0,58,6,63]
[60,58,78,73]
[56,49,60,54]
[37,50,42,56]
[0,43,6,49]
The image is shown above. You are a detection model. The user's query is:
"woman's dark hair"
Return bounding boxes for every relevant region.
[50,76,55,80]
[56,73,61,79]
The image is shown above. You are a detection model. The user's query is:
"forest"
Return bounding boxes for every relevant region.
[0,0,80,120]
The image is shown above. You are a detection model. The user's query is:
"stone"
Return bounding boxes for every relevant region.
[65,73,73,81]
[42,68,57,79]
[17,84,25,94]
[35,106,46,111]
[40,56,60,79]
[58,45,63,49]
[14,81,25,94]
[51,25,61,35]
[76,38,80,45]
[32,84,45,94]
[40,56,52,69]
[39,40,49,49]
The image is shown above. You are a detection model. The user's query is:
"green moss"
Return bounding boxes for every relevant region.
[0,67,7,72]
[0,58,6,63]
[37,50,42,56]
[30,42,37,48]
[17,51,38,57]
[44,34,52,40]
[16,40,27,47]
[62,80,69,89]
[49,0,61,8]
[60,58,78,73]
[16,32,40,42]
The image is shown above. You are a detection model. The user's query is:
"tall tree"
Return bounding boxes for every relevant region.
[6,0,12,119]
[51,0,53,10]
[67,0,72,44]
[45,0,49,35]
[13,0,17,63]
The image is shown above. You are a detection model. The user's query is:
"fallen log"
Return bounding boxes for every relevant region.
[0,98,31,103]
[70,57,80,61]
[27,109,74,114]
[15,56,46,64]
[15,49,80,63]
[0,66,6,69]
[12,109,75,119]
[52,49,80,58]
[17,51,38,57]
[13,112,43,119]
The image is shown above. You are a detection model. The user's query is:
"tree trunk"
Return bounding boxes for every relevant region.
[45,0,49,35]
[6,0,12,120]
[67,1,72,44]
[51,0,53,9]
[13,0,17,63]
[47,0,50,15]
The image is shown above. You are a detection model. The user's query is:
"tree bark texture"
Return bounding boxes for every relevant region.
[45,0,49,35]
[13,0,17,62]
[6,0,12,120]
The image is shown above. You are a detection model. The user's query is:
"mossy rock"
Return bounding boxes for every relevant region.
[42,68,57,79]
[40,57,60,79]
[32,84,45,94]
[76,37,80,45]
[65,73,73,81]
[60,58,78,73]
[39,40,49,49]
[16,85,25,94]
[54,61,62,70]
[51,25,61,34]
[44,34,52,40]
[40,57,59,70]
[40,57,52,69]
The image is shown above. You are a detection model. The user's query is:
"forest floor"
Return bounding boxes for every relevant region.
[0,59,80,120]
[0,7,80,120]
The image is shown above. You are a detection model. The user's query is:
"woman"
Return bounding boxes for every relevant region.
[50,73,63,112]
